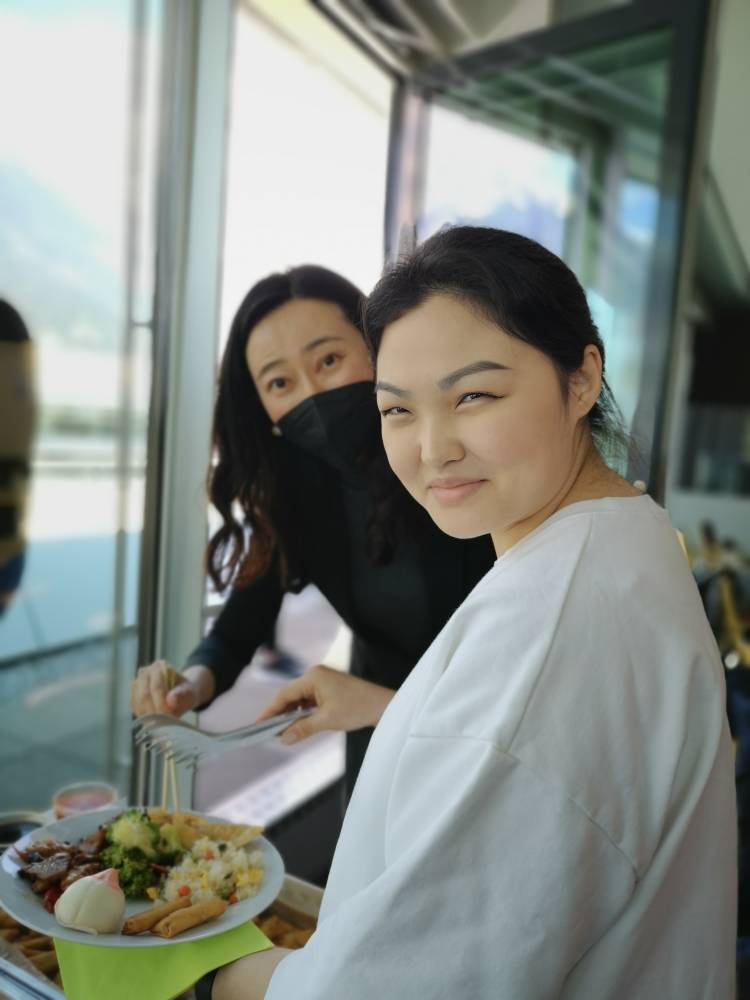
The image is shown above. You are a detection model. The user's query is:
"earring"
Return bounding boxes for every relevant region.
[271,425,282,437]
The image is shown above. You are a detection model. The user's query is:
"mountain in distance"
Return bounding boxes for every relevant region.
[0,163,124,350]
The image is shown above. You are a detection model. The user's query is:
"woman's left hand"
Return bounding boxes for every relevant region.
[255,665,395,745]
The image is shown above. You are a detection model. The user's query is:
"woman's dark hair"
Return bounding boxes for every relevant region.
[0,300,31,343]
[364,226,627,462]
[207,265,364,592]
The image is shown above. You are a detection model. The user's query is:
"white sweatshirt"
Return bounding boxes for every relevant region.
[267,496,737,999]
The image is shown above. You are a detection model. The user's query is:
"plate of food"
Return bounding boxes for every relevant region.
[0,807,284,948]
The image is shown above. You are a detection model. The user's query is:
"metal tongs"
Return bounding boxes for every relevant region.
[133,707,315,766]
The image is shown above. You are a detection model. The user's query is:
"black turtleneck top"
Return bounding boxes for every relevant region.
[187,443,495,788]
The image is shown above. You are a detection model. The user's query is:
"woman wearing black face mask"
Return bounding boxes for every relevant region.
[131,265,495,792]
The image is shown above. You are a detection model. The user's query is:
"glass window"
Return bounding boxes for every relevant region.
[554,0,632,25]
[660,0,750,583]
[417,29,672,438]
[0,1,160,811]
[420,105,578,258]
[194,4,392,824]
[219,2,392,343]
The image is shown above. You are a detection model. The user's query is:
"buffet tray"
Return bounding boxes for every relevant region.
[0,945,64,1000]
[181,875,322,1000]
[271,874,322,927]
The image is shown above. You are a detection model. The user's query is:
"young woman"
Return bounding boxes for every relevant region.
[211,228,736,1000]
[131,265,494,791]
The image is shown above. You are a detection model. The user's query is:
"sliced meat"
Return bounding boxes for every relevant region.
[70,845,104,868]
[15,832,103,897]
[78,828,106,856]
[60,862,101,891]
[15,841,72,863]
[19,853,71,884]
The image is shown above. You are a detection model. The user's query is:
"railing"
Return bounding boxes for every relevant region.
[0,957,65,1000]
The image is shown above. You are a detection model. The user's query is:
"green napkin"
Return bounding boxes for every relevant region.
[55,921,273,1000]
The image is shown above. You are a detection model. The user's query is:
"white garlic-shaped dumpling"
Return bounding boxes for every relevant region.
[54,868,126,935]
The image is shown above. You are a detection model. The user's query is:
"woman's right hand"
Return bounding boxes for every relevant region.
[255,665,395,745]
[130,660,210,717]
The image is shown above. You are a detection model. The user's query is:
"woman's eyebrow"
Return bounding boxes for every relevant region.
[303,335,345,354]
[374,380,411,398]
[437,360,510,390]
[257,336,346,379]
[375,360,510,397]
[257,357,284,379]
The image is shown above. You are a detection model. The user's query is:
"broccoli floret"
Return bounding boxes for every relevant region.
[100,842,131,870]
[100,843,157,899]
[156,823,184,863]
[106,809,159,860]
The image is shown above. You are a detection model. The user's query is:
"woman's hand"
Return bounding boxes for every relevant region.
[130,660,215,717]
[256,665,395,745]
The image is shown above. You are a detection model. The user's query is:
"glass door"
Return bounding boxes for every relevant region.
[0,0,161,813]
[387,0,710,488]
[192,0,392,834]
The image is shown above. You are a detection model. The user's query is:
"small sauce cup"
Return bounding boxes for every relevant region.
[0,811,44,855]
[52,781,119,820]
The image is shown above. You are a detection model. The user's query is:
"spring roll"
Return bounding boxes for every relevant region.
[19,934,52,950]
[122,896,193,935]
[29,951,59,975]
[151,898,228,939]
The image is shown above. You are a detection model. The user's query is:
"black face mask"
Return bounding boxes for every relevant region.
[275,381,379,475]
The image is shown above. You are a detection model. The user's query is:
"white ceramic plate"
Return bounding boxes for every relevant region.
[0,807,284,948]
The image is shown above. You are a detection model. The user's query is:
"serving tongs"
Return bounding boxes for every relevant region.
[133,707,315,766]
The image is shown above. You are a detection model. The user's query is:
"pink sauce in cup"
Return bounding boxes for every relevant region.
[52,782,118,820]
